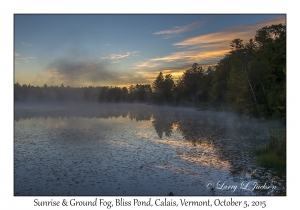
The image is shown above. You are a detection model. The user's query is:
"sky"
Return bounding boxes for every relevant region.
[14,14,286,87]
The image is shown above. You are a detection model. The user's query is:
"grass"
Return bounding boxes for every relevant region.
[255,131,286,171]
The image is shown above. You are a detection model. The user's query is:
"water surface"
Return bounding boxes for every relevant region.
[14,103,286,196]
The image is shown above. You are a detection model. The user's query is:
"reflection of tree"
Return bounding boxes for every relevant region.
[160,110,277,178]
[176,118,217,146]
[14,104,155,122]
[151,118,172,139]
[128,110,152,122]
[149,107,254,179]
[151,110,176,139]
[14,104,131,121]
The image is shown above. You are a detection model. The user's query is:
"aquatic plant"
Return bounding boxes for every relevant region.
[255,131,286,170]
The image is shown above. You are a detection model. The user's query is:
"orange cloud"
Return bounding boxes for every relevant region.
[174,16,286,48]
[150,50,228,62]
[131,60,159,69]
[140,16,286,68]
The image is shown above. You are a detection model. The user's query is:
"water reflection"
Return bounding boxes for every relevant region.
[14,103,285,195]
[14,103,131,121]
[151,110,176,138]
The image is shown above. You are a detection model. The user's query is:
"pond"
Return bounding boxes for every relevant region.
[14,103,286,196]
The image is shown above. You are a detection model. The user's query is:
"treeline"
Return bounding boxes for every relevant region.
[14,83,152,103]
[14,24,286,121]
[151,24,286,121]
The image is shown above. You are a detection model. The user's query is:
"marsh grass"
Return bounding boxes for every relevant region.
[255,131,286,171]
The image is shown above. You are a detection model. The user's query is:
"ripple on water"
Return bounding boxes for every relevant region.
[14,104,285,196]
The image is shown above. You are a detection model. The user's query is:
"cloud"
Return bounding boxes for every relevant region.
[156,64,213,76]
[22,42,32,47]
[150,50,228,63]
[14,54,34,64]
[131,60,159,69]
[130,16,285,80]
[43,58,118,86]
[101,52,130,60]
[147,16,286,65]
[42,58,163,87]
[154,21,206,39]
[125,67,188,85]
[173,16,286,49]
[41,47,141,86]
[131,51,140,56]
[101,51,140,60]
[110,71,157,86]
[131,49,225,70]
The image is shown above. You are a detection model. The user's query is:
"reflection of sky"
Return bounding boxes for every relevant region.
[14,14,285,87]
[16,113,232,188]
[152,139,231,171]
[14,104,285,195]
[16,111,232,172]
[17,107,258,172]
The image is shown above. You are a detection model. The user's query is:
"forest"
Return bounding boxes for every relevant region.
[14,24,286,122]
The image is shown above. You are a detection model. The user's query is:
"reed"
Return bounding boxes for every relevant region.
[255,131,286,171]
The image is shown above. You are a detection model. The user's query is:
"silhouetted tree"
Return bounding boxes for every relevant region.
[152,72,174,103]
[177,63,208,103]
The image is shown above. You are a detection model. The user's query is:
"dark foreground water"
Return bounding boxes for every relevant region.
[14,103,286,196]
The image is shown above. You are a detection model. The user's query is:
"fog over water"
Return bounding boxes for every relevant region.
[14,103,285,196]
